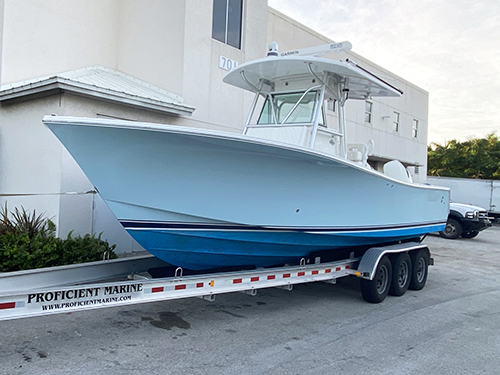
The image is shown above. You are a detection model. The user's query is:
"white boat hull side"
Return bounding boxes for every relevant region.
[44,117,449,269]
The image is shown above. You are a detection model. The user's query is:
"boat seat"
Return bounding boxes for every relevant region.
[383,160,413,183]
[347,140,374,167]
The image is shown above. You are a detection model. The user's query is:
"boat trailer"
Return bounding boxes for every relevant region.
[0,242,432,321]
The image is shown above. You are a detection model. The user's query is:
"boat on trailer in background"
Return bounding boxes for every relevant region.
[43,42,450,271]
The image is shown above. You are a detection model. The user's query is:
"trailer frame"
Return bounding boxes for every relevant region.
[0,242,432,321]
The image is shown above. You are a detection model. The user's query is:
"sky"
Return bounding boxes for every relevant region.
[267,0,500,145]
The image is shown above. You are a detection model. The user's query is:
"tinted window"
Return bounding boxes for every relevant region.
[227,0,242,49]
[212,0,227,44]
[212,0,242,49]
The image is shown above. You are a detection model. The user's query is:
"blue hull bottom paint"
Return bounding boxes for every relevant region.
[121,221,445,270]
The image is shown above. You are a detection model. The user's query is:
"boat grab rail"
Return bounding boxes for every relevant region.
[280,85,321,125]
[317,127,343,138]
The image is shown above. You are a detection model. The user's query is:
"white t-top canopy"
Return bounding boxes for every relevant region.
[223,55,402,99]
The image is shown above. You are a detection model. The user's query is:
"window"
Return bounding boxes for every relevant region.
[212,0,243,49]
[258,91,321,125]
[412,119,419,138]
[365,101,373,123]
[393,111,400,132]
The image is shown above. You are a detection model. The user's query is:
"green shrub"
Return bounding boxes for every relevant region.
[0,204,117,272]
[58,231,117,266]
[0,203,53,237]
[0,231,61,271]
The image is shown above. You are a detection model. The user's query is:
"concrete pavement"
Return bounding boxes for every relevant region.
[1,227,500,374]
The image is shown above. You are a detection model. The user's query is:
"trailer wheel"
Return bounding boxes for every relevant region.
[389,253,411,296]
[409,249,429,290]
[360,256,392,303]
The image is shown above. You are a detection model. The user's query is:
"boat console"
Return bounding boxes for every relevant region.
[223,42,402,169]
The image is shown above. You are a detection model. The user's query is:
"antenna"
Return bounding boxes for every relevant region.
[267,41,279,57]
[278,41,352,57]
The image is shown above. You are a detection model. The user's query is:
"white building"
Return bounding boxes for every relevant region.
[0,0,429,252]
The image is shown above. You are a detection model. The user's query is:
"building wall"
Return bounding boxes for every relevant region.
[180,0,267,133]
[0,0,4,83]
[0,96,64,225]
[0,0,430,253]
[1,0,120,84]
[1,1,427,154]
[0,0,267,133]
[116,1,186,97]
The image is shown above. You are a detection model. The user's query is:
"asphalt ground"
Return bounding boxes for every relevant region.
[1,226,500,375]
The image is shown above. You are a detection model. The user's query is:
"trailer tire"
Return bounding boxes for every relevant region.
[389,253,411,296]
[409,249,429,290]
[360,256,392,303]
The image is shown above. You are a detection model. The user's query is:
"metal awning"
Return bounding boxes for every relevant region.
[0,66,195,116]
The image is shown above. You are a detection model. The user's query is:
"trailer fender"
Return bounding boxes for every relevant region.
[353,243,431,280]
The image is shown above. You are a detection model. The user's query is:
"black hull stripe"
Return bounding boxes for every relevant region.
[119,220,446,233]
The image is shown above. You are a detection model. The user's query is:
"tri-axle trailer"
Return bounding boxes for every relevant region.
[0,242,432,321]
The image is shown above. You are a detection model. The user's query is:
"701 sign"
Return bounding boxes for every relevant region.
[219,56,239,71]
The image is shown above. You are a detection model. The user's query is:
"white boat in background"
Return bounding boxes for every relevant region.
[43,42,450,270]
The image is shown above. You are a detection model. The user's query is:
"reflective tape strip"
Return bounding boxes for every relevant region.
[0,302,16,310]
[150,283,203,293]
[227,269,339,285]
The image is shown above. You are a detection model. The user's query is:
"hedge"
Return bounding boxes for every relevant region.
[0,205,117,272]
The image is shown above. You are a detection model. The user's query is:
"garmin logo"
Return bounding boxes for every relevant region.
[280,50,299,57]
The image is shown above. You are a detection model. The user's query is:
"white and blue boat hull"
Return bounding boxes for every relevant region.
[44,117,449,270]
